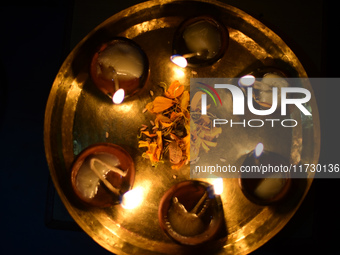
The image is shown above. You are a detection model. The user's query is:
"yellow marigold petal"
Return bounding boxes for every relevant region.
[156,131,163,150]
[141,131,157,137]
[152,97,174,113]
[147,142,159,163]
[202,142,210,152]
[145,102,154,112]
[165,80,184,98]
[204,127,222,140]
[160,121,173,128]
[200,115,211,124]
[170,111,183,121]
[202,139,217,147]
[138,141,150,148]
[180,90,190,110]
[191,91,204,111]
[156,114,171,123]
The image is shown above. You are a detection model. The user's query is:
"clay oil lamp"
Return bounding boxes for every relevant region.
[71,143,135,207]
[158,180,224,245]
[171,16,229,68]
[239,143,291,205]
[90,37,149,104]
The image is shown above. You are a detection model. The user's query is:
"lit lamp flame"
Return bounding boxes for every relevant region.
[212,178,223,195]
[170,52,199,68]
[121,186,144,209]
[254,142,264,158]
[239,74,256,87]
[112,88,125,104]
[170,55,188,68]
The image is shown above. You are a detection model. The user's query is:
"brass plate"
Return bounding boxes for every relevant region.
[44,0,320,254]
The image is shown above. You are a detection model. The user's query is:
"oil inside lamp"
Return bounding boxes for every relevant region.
[167,192,208,236]
[253,175,287,201]
[75,153,126,199]
[183,20,221,60]
[239,143,291,205]
[90,37,149,104]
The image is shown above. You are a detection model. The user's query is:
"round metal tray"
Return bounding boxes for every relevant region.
[44,0,320,254]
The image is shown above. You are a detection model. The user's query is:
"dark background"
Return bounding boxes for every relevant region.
[1,0,339,254]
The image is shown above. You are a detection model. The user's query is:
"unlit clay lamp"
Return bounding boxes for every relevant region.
[172,16,229,67]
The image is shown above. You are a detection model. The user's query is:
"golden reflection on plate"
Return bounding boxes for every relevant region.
[44,0,320,254]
